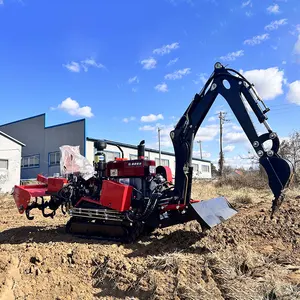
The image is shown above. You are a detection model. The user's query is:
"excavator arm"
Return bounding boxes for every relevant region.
[171,62,294,216]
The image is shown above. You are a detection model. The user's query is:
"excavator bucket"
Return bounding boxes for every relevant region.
[190,196,238,229]
[259,156,294,215]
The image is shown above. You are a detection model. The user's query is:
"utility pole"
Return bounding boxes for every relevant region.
[158,127,161,165]
[218,111,226,177]
[196,140,203,159]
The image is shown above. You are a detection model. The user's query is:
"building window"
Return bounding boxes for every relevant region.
[192,163,199,174]
[49,151,61,166]
[21,155,40,168]
[155,158,169,167]
[104,151,120,162]
[130,154,149,160]
[0,159,8,169]
[202,165,210,173]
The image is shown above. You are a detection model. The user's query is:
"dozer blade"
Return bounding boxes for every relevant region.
[190,196,237,229]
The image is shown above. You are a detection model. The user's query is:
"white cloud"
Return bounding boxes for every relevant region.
[139,125,156,131]
[63,61,80,72]
[167,0,194,6]
[208,116,216,122]
[220,50,244,62]
[164,68,191,80]
[123,116,136,123]
[293,34,300,55]
[231,125,243,131]
[286,80,300,105]
[222,155,253,170]
[264,19,287,31]
[196,124,219,141]
[128,76,139,84]
[243,33,269,46]
[193,73,208,85]
[54,97,94,118]
[271,45,278,50]
[153,42,179,55]
[289,24,300,36]
[145,124,175,149]
[282,60,287,65]
[267,4,280,14]
[240,67,285,100]
[132,87,138,93]
[224,132,248,144]
[141,114,164,122]
[0,0,3,4]
[242,0,252,8]
[193,150,211,159]
[140,57,157,70]
[155,83,168,92]
[81,58,105,72]
[63,58,104,73]
[223,145,235,152]
[202,151,211,159]
[158,124,176,147]
[167,58,179,66]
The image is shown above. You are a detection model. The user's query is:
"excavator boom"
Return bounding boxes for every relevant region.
[171,62,294,216]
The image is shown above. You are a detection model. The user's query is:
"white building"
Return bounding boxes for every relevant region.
[0,113,212,180]
[86,138,212,179]
[0,131,25,193]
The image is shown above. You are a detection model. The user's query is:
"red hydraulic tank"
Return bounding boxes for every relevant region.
[100,180,132,212]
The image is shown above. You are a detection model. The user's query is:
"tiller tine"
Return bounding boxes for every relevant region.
[12,183,54,220]
[259,156,294,217]
[189,196,238,230]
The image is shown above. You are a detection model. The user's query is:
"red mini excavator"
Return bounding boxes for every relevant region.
[12,62,294,242]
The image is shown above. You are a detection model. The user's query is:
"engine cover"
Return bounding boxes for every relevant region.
[106,159,156,178]
[100,180,133,212]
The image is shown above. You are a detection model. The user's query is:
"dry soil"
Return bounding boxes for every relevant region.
[0,181,299,300]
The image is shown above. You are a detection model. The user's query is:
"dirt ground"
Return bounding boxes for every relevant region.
[0,181,299,300]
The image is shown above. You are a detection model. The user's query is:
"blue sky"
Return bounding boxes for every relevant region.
[0,0,300,168]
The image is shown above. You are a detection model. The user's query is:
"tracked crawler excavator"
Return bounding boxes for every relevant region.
[12,62,294,243]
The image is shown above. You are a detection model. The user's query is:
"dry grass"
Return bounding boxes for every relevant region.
[91,242,300,300]
[215,171,269,190]
[206,244,300,300]
[191,177,272,209]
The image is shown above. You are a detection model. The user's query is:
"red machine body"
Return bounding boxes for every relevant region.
[47,177,68,193]
[13,175,67,214]
[106,159,156,178]
[13,183,47,213]
[100,180,133,212]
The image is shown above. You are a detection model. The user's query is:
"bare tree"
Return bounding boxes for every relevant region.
[243,130,300,180]
[278,131,300,181]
